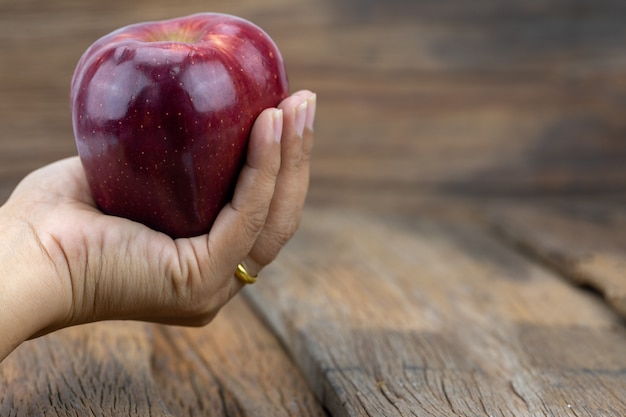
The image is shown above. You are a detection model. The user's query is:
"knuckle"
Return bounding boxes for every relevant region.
[286,149,303,172]
[243,208,268,239]
[176,279,234,326]
[301,141,314,162]
[279,216,300,242]
[257,217,299,262]
[272,228,296,247]
[251,153,280,180]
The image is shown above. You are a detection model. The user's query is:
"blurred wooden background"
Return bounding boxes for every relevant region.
[1,0,626,415]
[2,0,626,204]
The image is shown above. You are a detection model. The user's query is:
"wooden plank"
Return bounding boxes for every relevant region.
[0,321,172,416]
[490,202,626,318]
[246,206,626,417]
[0,296,326,416]
[151,296,327,417]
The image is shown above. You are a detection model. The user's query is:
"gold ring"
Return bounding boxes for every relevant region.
[234,263,258,284]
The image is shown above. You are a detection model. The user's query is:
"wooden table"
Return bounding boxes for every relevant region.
[2,0,626,415]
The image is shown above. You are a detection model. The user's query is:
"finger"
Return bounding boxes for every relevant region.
[295,90,316,214]
[182,107,283,288]
[278,90,315,219]
[246,91,317,270]
[278,90,316,231]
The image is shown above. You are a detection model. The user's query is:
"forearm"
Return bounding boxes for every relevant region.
[0,208,66,362]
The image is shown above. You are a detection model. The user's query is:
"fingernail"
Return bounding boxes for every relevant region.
[273,109,283,143]
[305,93,317,132]
[295,100,307,138]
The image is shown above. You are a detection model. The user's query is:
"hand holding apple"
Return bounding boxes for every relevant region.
[71,13,289,237]
[0,89,316,362]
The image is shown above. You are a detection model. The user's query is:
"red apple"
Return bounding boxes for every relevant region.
[70,13,288,238]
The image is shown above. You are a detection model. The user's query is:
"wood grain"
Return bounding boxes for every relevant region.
[151,296,326,417]
[0,296,326,416]
[246,206,626,416]
[0,321,169,416]
[490,202,626,318]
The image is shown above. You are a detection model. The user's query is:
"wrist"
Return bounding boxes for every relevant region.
[0,205,69,360]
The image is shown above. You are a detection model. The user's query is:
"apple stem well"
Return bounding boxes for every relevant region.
[145,26,204,44]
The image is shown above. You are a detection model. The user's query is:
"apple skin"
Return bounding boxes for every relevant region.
[70,13,288,238]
